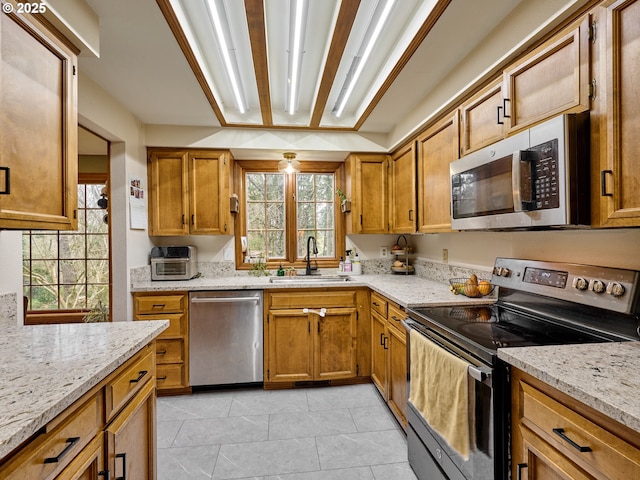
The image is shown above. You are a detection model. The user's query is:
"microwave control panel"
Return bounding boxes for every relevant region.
[528,138,559,210]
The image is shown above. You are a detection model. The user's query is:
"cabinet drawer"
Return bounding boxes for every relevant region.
[105,347,154,422]
[269,290,357,309]
[156,364,186,390]
[155,339,184,364]
[135,312,186,338]
[387,303,407,335]
[134,294,185,314]
[370,292,388,318]
[0,393,102,480]
[519,381,640,479]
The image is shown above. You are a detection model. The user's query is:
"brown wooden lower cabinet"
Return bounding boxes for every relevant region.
[0,344,158,480]
[370,291,407,429]
[511,368,640,480]
[264,288,370,388]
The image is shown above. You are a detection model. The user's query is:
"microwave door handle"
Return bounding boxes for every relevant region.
[512,150,533,211]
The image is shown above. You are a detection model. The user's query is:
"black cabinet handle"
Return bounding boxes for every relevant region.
[191,214,194,225]
[157,350,167,355]
[372,302,380,307]
[497,106,504,125]
[408,209,413,221]
[157,376,167,381]
[516,463,527,480]
[601,170,613,196]
[503,98,511,118]
[380,333,385,345]
[98,470,111,479]
[383,336,388,350]
[0,167,9,195]
[553,428,592,452]
[44,436,80,463]
[115,452,127,480]
[129,370,148,383]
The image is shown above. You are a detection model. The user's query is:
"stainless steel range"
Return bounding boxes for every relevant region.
[404,258,640,480]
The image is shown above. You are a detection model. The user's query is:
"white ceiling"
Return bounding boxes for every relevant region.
[77,0,585,158]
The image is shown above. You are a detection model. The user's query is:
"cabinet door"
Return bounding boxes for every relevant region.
[345,154,388,234]
[389,144,416,233]
[502,17,591,134]
[266,310,314,383]
[0,7,78,230]
[460,79,504,155]
[593,0,640,226]
[55,436,105,480]
[105,380,156,480]
[148,150,189,236]
[370,311,388,398]
[387,324,407,428]
[417,111,459,233]
[189,151,231,234]
[515,428,595,480]
[314,307,357,380]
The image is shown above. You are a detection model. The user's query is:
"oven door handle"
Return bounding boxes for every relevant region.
[404,318,493,387]
[468,364,492,383]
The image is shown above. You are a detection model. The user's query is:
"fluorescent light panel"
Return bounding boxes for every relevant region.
[333,0,396,117]
[287,0,308,115]
[206,0,247,114]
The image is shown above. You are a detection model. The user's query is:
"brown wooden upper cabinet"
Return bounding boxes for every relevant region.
[417,111,459,233]
[591,0,640,227]
[389,143,417,233]
[461,16,591,156]
[0,5,78,230]
[147,148,232,236]
[344,153,389,234]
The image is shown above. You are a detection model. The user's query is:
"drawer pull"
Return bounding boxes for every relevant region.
[44,436,80,463]
[372,302,380,306]
[391,315,402,321]
[129,370,148,384]
[516,463,527,480]
[152,303,166,309]
[157,350,167,355]
[115,452,127,480]
[157,376,167,381]
[552,428,592,452]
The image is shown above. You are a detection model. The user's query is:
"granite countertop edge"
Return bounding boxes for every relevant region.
[498,342,640,433]
[0,320,168,461]
[130,273,497,308]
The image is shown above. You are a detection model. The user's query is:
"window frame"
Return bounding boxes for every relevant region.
[234,160,345,270]
[23,172,111,324]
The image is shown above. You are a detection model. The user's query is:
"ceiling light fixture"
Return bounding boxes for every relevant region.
[278,152,301,174]
[205,0,248,114]
[286,0,309,115]
[333,0,396,118]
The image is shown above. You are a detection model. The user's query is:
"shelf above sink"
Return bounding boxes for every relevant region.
[269,276,352,284]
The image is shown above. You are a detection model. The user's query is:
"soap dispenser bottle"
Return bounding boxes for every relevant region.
[352,251,362,275]
[344,250,352,272]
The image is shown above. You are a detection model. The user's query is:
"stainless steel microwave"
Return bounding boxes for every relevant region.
[150,246,198,281]
[450,112,590,230]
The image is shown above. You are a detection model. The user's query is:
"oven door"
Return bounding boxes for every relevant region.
[404,319,498,480]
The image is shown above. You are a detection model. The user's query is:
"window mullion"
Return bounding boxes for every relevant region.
[285,173,297,263]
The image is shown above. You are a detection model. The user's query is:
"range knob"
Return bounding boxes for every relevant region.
[573,277,589,291]
[497,267,511,277]
[607,282,626,297]
[590,279,606,294]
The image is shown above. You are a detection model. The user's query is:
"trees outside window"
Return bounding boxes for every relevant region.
[237,161,344,268]
[23,181,110,313]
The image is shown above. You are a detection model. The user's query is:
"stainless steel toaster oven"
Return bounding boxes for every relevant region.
[150,246,198,281]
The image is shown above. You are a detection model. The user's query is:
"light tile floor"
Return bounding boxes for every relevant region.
[157,383,418,480]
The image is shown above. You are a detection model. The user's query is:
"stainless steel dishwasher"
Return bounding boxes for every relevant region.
[189,290,263,387]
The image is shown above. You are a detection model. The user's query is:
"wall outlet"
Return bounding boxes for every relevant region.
[442,248,448,263]
[380,246,388,258]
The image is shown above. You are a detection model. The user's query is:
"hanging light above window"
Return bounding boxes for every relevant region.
[278,152,301,174]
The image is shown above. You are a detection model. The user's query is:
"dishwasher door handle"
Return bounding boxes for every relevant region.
[191,296,261,303]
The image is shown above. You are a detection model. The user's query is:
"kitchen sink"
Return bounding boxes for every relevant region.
[269,275,351,283]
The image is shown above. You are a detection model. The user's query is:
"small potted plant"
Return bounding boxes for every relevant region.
[336,188,351,213]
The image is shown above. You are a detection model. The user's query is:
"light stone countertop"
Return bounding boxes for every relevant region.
[498,342,640,433]
[130,273,496,308]
[0,320,168,461]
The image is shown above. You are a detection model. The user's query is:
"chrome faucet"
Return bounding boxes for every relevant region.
[305,235,319,276]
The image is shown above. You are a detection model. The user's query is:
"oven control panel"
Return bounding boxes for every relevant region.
[492,258,640,314]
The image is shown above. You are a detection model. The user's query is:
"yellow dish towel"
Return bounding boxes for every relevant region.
[409,329,471,460]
